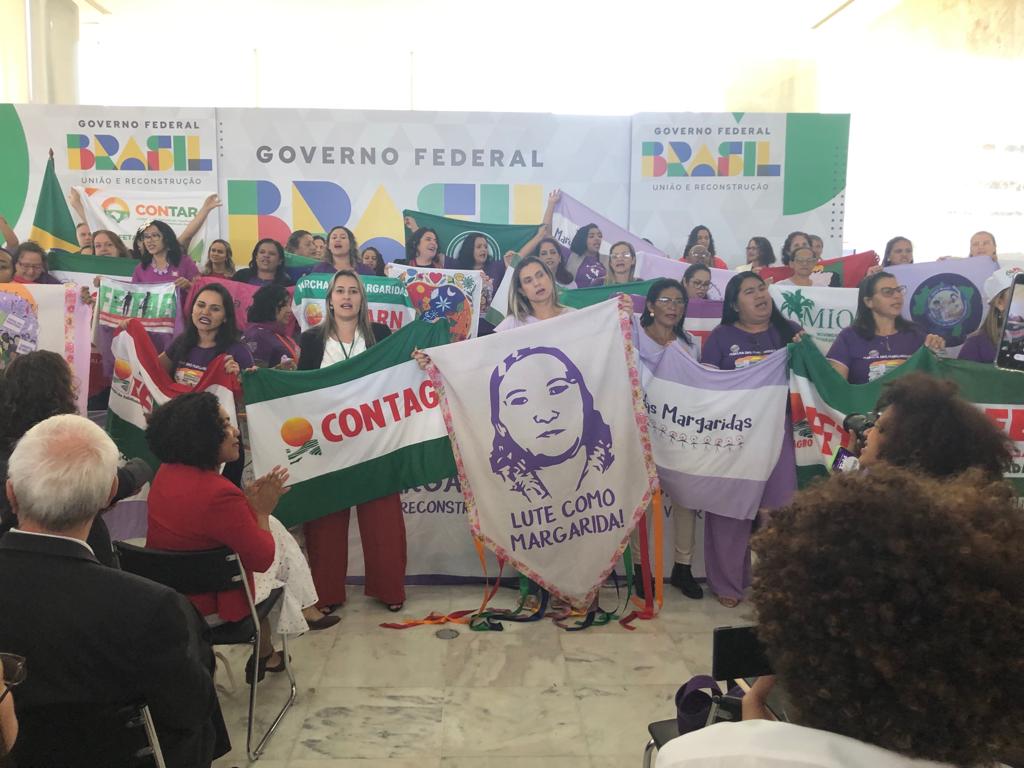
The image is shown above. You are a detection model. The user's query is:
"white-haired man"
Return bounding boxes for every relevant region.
[0,414,228,767]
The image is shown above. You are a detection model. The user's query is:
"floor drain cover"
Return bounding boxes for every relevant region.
[435,628,459,640]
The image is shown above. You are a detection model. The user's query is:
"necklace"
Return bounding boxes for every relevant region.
[338,339,354,360]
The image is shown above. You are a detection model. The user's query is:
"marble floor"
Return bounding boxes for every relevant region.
[210,583,754,768]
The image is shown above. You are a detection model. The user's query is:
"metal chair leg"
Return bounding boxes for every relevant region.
[643,737,657,768]
[247,631,298,762]
[140,704,168,768]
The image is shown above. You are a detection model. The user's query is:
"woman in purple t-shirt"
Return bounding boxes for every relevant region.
[827,272,944,384]
[241,284,299,369]
[699,273,801,608]
[565,223,607,288]
[959,266,1018,364]
[311,226,371,275]
[160,282,253,487]
[232,238,294,287]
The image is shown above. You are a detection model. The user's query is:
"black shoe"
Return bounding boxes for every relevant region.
[632,565,655,599]
[671,563,704,600]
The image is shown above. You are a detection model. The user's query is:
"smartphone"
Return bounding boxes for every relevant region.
[712,625,773,681]
[830,446,860,474]
[996,272,1024,373]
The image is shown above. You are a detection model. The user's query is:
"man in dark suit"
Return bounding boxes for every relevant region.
[0,414,229,767]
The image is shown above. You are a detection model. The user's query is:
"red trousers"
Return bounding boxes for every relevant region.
[303,493,407,606]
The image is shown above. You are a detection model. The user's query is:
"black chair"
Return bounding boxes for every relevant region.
[11,701,166,767]
[641,693,743,767]
[113,542,296,762]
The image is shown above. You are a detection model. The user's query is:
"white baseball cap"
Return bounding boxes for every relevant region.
[983,262,1024,303]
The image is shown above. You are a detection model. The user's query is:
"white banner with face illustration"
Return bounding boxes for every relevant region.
[426,297,657,609]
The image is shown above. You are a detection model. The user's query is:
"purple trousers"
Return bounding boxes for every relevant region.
[703,514,753,600]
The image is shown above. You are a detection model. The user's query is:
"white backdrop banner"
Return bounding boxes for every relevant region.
[629,112,850,265]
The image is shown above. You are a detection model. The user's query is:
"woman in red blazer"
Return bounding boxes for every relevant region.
[145,391,337,681]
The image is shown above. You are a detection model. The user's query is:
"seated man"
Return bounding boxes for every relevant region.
[0,414,228,768]
[657,467,1024,768]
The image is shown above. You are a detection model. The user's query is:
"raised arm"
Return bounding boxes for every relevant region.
[517,223,548,260]
[0,215,18,250]
[178,194,222,253]
[68,187,87,225]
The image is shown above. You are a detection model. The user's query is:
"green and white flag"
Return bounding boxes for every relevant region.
[48,249,137,285]
[789,337,1024,497]
[291,273,416,333]
[770,285,857,354]
[403,209,538,264]
[107,321,239,470]
[96,277,178,334]
[244,320,456,527]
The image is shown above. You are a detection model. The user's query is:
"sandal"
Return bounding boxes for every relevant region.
[716,595,741,608]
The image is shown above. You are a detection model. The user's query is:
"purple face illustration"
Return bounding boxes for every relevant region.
[489,346,613,501]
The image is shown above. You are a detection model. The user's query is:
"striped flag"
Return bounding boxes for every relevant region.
[29,152,79,252]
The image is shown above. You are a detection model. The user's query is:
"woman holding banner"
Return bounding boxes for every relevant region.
[881,236,914,267]
[91,230,131,259]
[632,278,703,600]
[776,246,837,287]
[11,243,60,285]
[700,273,801,607]
[360,247,387,276]
[683,263,712,301]
[827,271,944,384]
[233,238,293,287]
[493,257,574,332]
[780,231,811,266]
[297,270,407,614]
[402,227,444,269]
[159,282,253,487]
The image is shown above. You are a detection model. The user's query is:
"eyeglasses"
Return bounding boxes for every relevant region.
[655,297,686,306]
[141,233,162,242]
[876,285,907,298]
[688,280,711,289]
[0,652,27,704]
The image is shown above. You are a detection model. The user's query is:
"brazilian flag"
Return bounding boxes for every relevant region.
[29,151,79,252]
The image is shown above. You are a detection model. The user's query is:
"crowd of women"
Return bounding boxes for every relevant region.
[0,188,1017,677]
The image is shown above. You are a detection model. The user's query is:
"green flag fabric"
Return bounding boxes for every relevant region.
[48,250,137,283]
[788,337,1024,496]
[558,279,657,309]
[404,209,538,265]
[243,320,456,527]
[29,153,79,252]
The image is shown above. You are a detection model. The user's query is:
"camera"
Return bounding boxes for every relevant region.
[842,411,878,441]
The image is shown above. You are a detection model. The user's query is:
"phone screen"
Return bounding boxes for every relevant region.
[996,273,1024,373]
[712,625,773,681]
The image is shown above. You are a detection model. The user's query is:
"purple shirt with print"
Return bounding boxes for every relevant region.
[131,257,200,284]
[700,321,800,370]
[172,340,253,389]
[957,333,997,365]
[826,326,925,384]
[574,255,606,288]
[241,322,297,368]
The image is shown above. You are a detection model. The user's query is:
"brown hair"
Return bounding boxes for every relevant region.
[91,229,131,259]
[752,466,1024,765]
[319,270,376,349]
[0,351,77,451]
[875,372,1012,479]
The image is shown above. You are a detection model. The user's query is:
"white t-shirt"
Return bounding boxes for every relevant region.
[321,331,366,367]
[656,720,954,768]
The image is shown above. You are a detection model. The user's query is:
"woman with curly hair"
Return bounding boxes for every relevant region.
[145,393,337,683]
[658,466,1024,767]
[0,352,150,565]
[859,371,1013,480]
[682,225,727,269]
